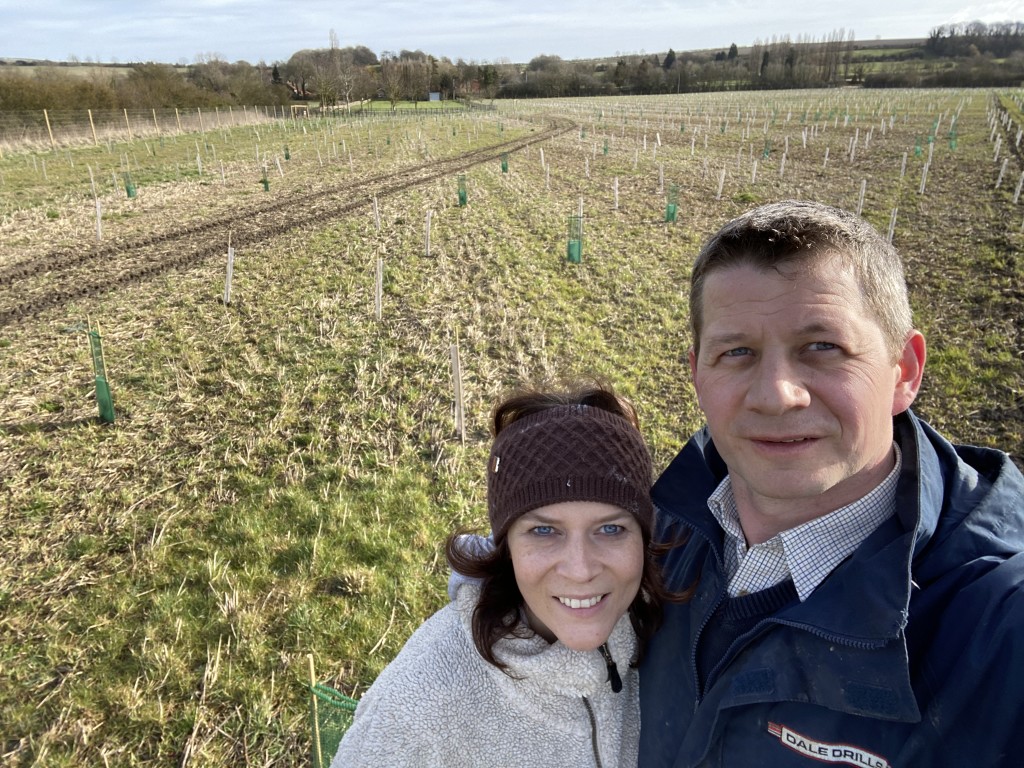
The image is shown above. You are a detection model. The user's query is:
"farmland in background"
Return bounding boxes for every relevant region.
[1,89,1022,766]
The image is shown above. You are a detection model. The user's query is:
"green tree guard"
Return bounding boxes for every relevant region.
[665,184,679,223]
[603,139,609,156]
[284,145,290,159]
[458,175,467,207]
[88,330,115,423]
[123,172,136,198]
[501,153,509,173]
[567,215,583,263]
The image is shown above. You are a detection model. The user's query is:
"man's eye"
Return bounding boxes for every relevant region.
[808,341,837,351]
[599,524,624,535]
[530,526,555,536]
[723,347,751,357]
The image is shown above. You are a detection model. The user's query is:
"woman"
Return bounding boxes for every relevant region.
[331,383,674,767]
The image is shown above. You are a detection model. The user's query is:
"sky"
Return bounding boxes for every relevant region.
[3,0,1024,65]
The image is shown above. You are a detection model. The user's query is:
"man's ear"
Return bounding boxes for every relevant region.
[893,331,926,415]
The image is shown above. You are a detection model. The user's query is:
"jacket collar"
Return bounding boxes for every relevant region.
[452,582,638,699]
[653,412,941,644]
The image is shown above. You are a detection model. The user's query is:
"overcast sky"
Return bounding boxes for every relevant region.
[3,0,1024,65]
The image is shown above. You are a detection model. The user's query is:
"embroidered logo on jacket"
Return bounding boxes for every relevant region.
[767,723,891,768]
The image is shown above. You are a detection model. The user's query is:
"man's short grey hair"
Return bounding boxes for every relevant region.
[689,200,914,359]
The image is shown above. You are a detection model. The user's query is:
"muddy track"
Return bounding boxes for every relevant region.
[0,115,576,329]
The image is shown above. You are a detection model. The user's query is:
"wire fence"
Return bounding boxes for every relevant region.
[0,101,492,153]
[0,105,293,151]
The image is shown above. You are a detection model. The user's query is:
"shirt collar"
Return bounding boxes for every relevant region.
[707,443,902,600]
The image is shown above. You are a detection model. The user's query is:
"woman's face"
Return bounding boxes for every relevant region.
[506,501,644,651]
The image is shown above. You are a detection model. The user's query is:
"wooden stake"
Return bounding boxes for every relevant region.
[996,158,1009,189]
[375,258,383,320]
[223,232,235,305]
[450,340,465,443]
[43,109,55,150]
[308,655,323,768]
[425,211,432,257]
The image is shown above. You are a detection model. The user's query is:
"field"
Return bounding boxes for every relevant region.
[1,90,1022,766]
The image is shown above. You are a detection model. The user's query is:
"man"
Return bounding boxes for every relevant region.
[640,200,1024,767]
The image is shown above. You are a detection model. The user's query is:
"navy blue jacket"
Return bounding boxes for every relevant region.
[640,410,1024,768]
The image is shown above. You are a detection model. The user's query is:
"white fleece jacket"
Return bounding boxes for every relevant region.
[330,582,640,767]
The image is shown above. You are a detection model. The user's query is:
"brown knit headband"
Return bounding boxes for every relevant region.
[487,404,654,543]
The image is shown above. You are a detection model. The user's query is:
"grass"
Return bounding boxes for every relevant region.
[1,88,1022,767]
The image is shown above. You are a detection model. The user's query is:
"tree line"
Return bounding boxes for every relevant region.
[867,21,1024,87]
[3,22,1024,112]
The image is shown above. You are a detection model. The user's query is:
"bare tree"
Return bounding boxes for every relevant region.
[404,58,431,103]
[284,50,316,99]
[378,52,405,110]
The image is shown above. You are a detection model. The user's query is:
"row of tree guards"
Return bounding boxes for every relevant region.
[15,96,991,249]
[88,101,989,428]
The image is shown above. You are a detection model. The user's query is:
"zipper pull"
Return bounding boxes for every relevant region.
[599,643,622,693]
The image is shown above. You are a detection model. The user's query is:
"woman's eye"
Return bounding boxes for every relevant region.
[530,526,555,536]
[599,524,624,535]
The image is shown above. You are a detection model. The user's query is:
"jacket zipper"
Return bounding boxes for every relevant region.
[581,696,603,768]
[598,643,622,692]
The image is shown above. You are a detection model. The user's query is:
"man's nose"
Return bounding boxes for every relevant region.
[745,355,811,413]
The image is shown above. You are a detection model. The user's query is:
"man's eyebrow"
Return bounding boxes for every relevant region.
[702,332,748,347]
[794,321,842,336]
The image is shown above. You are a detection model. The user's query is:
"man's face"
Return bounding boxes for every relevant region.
[689,258,925,542]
